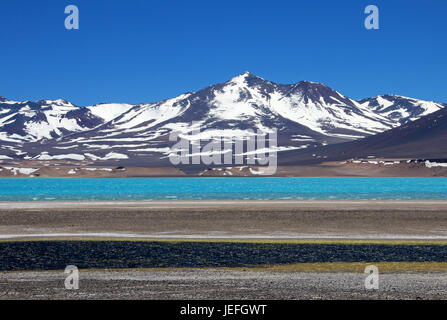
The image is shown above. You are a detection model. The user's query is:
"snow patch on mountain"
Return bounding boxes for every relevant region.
[425,160,447,168]
[85,152,129,160]
[111,93,192,131]
[88,103,134,122]
[35,152,86,161]
[3,167,39,175]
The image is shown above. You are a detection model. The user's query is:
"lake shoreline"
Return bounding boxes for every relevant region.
[2,199,447,209]
[2,161,447,178]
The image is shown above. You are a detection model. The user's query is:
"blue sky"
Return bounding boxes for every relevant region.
[0,0,446,106]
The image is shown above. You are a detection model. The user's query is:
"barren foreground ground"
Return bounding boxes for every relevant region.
[1,269,447,300]
[1,201,447,240]
[2,201,447,300]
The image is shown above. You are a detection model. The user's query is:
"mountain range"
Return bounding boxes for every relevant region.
[0,72,445,167]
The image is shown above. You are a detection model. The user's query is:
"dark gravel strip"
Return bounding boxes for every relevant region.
[1,241,447,271]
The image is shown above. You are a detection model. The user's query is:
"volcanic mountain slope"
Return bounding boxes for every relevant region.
[280,102,447,165]
[0,72,444,166]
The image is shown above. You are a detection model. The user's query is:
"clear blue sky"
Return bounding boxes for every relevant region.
[0,0,446,106]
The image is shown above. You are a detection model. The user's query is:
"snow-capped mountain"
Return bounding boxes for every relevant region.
[0,72,444,166]
[359,94,444,125]
[0,99,103,143]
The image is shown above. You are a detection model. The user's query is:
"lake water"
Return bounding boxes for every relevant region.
[0,177,447,201]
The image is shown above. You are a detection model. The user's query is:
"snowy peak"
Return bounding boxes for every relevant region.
[229,71,253,81]
[284,81,349,105]
[36,99,75,107]
[359,94,445,125]
[0,99,103,142]
[229,71,262,81]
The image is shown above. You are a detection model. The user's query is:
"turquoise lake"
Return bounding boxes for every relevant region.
[0,177,447,201]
